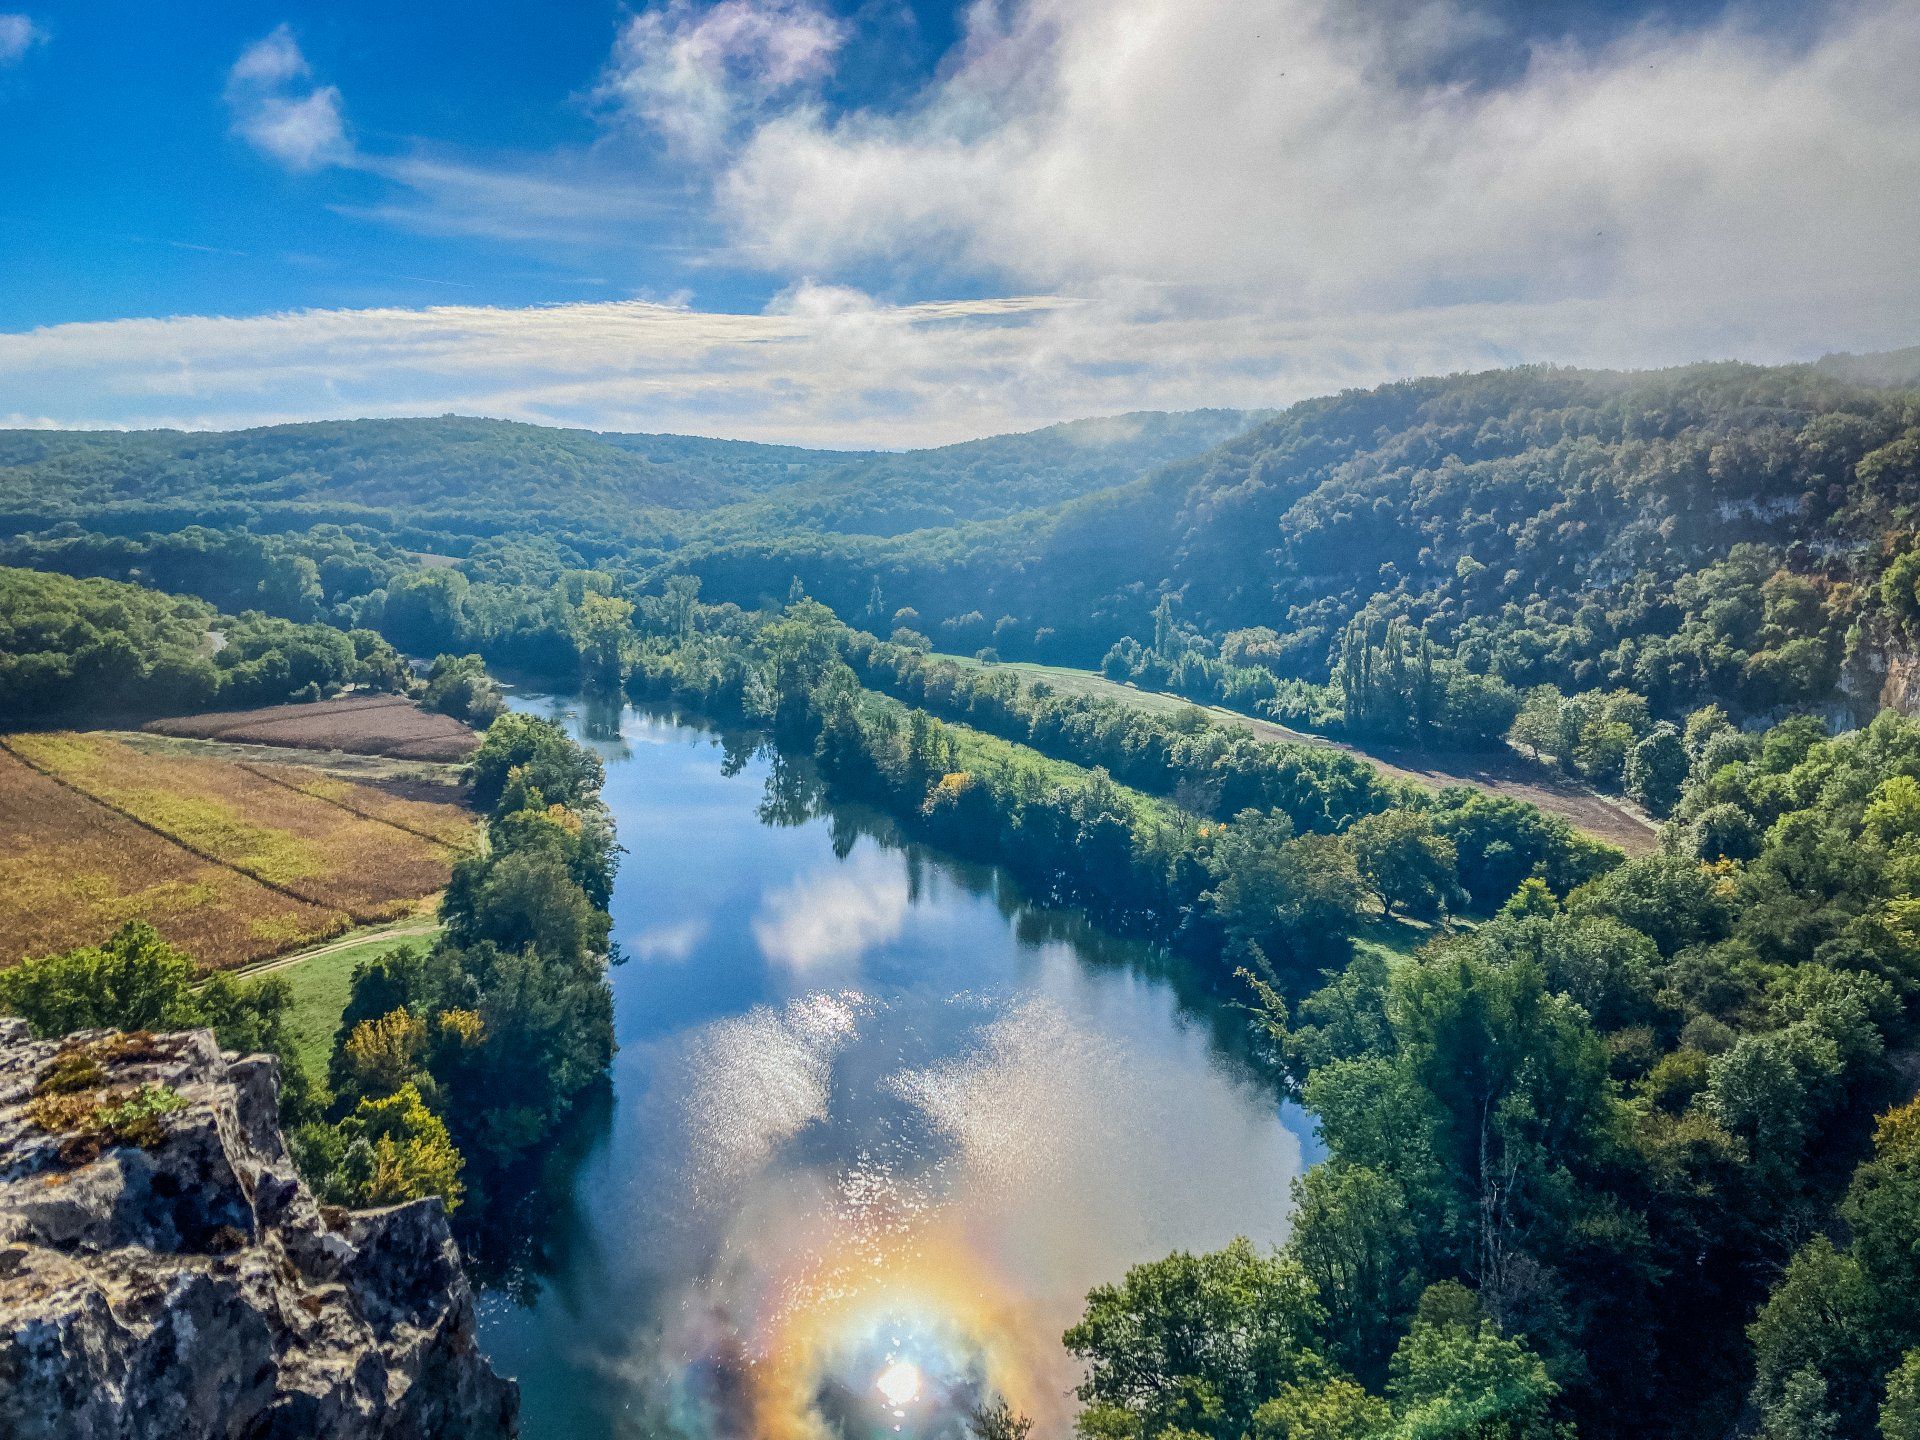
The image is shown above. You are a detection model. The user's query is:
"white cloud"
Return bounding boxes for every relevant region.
[0,12,43,66]
[225,25,349,171]
[341,152,673,244]
[1,275,1906,448]
[219,28,665,243]
[226,23,308,87]
[712,0,1920,349]
[598,0,847,158]
[28,1,1920,446]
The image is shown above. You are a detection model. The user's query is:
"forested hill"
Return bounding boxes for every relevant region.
[691,408,1263,538]
[0,417,839,537]
[12,356,1920,746]
[677,359,1920,723]
[0,408,1259,547]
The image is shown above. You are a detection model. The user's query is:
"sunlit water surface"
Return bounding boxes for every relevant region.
[473,697,1314,1440]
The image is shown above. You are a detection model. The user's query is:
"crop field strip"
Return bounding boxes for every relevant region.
[234,761,474,850]
[0,735,356,915]
[0,732,469,968]
[1,732,462,922]
[144,693,480,762]
[0,746,348,970]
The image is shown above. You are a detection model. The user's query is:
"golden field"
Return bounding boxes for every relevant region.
[0,730,476,973]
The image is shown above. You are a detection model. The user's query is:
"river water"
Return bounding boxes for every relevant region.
[473,696,1313,1440]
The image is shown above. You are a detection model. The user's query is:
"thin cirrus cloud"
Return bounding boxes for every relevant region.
[335,152,675,247]
[222,25,669,247]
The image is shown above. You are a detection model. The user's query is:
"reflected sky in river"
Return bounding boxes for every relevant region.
[475,699,1311,1440]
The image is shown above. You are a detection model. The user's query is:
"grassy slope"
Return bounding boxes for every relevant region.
[259,917,444,1079]
[931,653,1659,855]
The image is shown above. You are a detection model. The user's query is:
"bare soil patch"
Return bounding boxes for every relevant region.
[1223,713,1661,856]
[144,694,479,763]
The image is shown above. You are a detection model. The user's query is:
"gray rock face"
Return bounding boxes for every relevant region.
[0,1018,519,1439]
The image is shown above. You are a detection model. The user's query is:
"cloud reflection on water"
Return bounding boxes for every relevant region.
[628,917,711,963]
[752,852,912,974]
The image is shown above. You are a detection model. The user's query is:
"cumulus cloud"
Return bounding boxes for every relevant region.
[712,0,1920,348]
[599,0,847,158]
[0,12,44,66]
[225,25,349,171]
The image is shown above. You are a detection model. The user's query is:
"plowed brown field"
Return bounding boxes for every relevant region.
[145,694,479,762]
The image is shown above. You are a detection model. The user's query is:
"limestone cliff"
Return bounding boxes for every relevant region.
[0,1019,518,1439]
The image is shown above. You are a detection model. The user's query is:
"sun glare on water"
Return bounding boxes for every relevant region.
[874,1360,922,1408]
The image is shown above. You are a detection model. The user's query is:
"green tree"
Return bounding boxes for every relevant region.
[300,1081,465,1211]
[1882,1350,1920,1440]
[1253,1379,1389,1440]
[467,711,605,809]
[333,1007,432,1107]
[421,652,505,724]
[1346,810,1458,919]
[1625,724,1688,816]
[1205,812,1365,980]
[1287,1162,1417,1383]
[571,591,638,689]
[443,848,611,962]
[1,921,317,1121]
[968,1400,1035,1440]
[1749,1100,1920,1437]
[1387,953,1616,1332]
[1385,1284,1562,1439]
[0,920,201,1036]
[1064,1239,1327,1440]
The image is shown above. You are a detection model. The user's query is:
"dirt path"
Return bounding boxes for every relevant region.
[960,657,1662,855]
[1205,708,1661,855]
[226,914,442,982]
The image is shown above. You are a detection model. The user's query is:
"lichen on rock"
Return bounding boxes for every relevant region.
[0,1017,519,1439]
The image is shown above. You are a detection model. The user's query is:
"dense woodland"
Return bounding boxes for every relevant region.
[0,564,412,721]
[5,355,1920,1437]
[0,408,1253,554]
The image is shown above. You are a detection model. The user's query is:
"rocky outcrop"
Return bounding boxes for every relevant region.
[0,1019,518,1439]
[1880,648,1920,717]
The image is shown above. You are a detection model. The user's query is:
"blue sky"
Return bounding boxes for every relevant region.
[2,0,1917,445]
[1,2,968,329]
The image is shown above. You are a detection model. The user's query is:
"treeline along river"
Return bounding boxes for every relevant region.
[470,695,1315,1440]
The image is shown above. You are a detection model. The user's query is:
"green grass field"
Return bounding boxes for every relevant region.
[935,652,1208,716]
[1351,913,1442,969]
[271,920,442,1079]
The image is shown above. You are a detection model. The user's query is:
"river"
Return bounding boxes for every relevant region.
[473,695,1314,1440]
